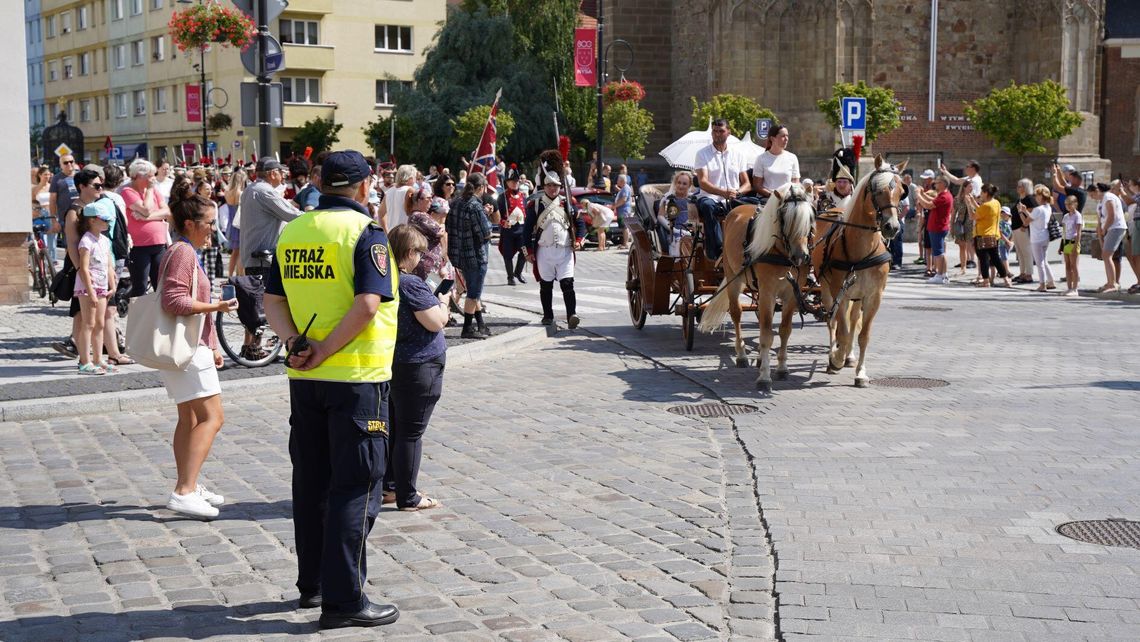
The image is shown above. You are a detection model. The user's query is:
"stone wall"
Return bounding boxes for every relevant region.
[0,234,30,305]
[1101,47,1140,179]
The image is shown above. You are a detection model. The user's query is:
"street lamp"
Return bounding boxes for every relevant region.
[177,0,209,163]
[592,0,633,189]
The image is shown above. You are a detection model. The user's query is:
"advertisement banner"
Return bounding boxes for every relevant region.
[186,85,202,123]
[573,28,596,87]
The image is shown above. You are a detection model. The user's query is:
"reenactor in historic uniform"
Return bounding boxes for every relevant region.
[524,150,584,328]
[497,164,528,285]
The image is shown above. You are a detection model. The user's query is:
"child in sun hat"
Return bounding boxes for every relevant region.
[74,199,118,375]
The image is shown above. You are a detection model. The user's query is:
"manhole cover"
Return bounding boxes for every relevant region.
[667,402,759,417]
[870,376,949,389]
[899,305,953,312]
[1056,520,1140,549]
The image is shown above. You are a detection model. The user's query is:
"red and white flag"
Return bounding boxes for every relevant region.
[470,88,502,189]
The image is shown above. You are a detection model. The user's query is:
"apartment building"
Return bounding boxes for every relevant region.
[30,0,445,163]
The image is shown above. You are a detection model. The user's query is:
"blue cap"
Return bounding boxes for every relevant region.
[83,199,117,222]
[321,150,371,188]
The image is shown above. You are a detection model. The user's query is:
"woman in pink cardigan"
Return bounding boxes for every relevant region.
[159,192,239,519]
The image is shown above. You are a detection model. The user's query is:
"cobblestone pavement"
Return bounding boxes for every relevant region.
[0,333,775,641]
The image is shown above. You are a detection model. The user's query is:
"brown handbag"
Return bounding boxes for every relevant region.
[974,235,999,250]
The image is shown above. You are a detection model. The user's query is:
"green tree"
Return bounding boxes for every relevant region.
[964,80,1084,171]
[361,114,416,162]
[604,100,654,162]
[290,117,342,154]
[461,0,579,89]
[690,94,777,138]
[816,81,901,143]
[450,105,515,157]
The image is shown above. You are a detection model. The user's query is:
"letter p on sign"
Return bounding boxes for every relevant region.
[841,97,866,130]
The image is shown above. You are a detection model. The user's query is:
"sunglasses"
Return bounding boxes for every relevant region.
[62,160,76,165]
[444,182,455,187]
[90,183,104,190]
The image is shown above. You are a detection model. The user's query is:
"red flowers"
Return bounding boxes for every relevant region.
[169,1,255,53]
[602,80,646,107]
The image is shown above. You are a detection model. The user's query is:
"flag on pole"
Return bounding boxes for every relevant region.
[469,88,502,189]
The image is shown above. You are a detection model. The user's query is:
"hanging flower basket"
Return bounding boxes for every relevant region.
[168,1,256,53]
[602,80,646,107]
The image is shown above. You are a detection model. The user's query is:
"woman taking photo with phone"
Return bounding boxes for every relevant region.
[383,224,448,511]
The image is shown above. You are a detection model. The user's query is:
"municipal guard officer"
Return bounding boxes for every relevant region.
[263,150,400,630]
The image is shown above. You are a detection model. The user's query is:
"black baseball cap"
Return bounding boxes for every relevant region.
[321,150,371,187]
[255,156,285,173]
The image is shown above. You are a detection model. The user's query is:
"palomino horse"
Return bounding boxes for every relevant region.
[812,155,905,387]
[698,184,815,390]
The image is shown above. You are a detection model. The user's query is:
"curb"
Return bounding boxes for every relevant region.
[0,322,549,423]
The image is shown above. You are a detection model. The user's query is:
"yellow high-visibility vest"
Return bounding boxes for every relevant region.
[276,208,398,383]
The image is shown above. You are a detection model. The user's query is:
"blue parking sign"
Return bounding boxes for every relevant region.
[755,118,772,140]
[840,97,867,130]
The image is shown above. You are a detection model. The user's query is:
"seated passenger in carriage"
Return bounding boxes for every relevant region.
[818,148,858,214]
[693,119,751,262]
[750,123,801,200]
[656,170,698,257]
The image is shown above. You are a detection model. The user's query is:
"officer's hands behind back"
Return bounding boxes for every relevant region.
[286,338,327,371]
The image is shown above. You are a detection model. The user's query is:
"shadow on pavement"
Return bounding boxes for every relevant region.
[0,600,309,641]
[0,500,293,529]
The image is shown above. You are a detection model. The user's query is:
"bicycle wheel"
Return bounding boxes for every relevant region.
[215,311,282,367]
[29,243,46,299]
[45,247,58,304]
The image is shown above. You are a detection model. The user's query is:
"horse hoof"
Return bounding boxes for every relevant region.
[775,369,788,380]
[757,380,771,392]
[735,356,748,368]
[826,365,841,375]
[845,356,857,368]
[854,377,868,388]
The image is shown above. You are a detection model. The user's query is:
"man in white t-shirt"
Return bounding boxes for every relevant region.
[693,118,749,260]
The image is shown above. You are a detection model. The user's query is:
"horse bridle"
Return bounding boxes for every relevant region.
[864,168,901,232]
[772,188,813,264]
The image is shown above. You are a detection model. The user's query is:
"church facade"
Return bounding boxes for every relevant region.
[604,0,1109,185]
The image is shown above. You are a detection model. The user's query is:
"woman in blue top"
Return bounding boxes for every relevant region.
[383,224,449,511]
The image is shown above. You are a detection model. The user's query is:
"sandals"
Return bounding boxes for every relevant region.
[108,355,135,366]
[95,361,120,374]
[973,281,990,288]
[399,495,440,512]
[1095,284,1118,293]
[77,363,106,376]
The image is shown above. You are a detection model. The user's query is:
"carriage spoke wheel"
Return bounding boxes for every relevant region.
[681,269,696,351]
[626,248,647,329]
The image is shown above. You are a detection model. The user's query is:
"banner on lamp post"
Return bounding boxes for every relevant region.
[186,85,203,123]
[574,28,596,87]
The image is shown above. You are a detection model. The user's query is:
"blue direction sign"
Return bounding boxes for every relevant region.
[206,141,217,154]
[840,97,867,130]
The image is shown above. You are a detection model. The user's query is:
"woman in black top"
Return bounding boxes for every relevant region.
[1011,178,1037,283]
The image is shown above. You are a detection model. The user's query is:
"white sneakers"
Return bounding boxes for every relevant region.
[926,274,948,285]
[166,485,225,519]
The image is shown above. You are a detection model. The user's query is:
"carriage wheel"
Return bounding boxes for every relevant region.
[681,270,696,351]
[626,248,648,329]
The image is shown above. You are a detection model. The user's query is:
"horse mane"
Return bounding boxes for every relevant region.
[746,183,815,257]
[841,169,895,222]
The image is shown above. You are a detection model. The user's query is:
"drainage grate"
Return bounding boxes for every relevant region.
[870,376,949,389]
[667,402,759,417]
[900,305,953,312]
[1056,520,1140,549]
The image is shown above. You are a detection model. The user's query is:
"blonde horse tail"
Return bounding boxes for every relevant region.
[698,277,733,333]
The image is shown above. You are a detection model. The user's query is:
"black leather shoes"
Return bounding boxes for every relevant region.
[318,601,399,629]
[514,272,527,284]
[298,591,322,609]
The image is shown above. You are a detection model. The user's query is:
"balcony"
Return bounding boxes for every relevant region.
[283,102,336,126]
[283,0,333,15]
[282,44,334,71]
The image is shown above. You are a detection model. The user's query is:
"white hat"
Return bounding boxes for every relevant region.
[919,169,936,179]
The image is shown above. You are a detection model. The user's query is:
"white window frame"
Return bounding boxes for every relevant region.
[45,15,56,38]
[62,56,74,79]
[131,40,144,66]
[48,60,58,82]
[133,89,146,116]
[204,80,215,108]
[374,79,410,106]
[79,52,91,76]
[130,0,143,16]
[77,5,89,30]
[112,44,126,69]
[111,0,123,20]
[280,19,319,45]
[151,35,165,61]
[151,0,163,9]
[281,77,321,104]
[79,99,91,122]
[114,93,128,118]
[374,25,412,53]
[153,86,167,113]
[61,11,72,34]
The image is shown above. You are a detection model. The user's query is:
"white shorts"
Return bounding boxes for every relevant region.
[537,245,574,281]
[160,345,221,404]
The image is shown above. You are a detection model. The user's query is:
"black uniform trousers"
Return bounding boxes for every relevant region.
[289,379,389,614]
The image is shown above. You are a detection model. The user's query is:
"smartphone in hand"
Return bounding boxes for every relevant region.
[433,278,455,297]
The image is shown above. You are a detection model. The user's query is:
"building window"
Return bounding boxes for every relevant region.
[151,0,163,9]
[375,79,411,106]
[374,25,412,52]
[115,93,128,118]
[113,44,126,69]
[130,0,143,16]
[62,57,74,79]
[204,80,215,108]
[133,89,146,115]
[279,19,319,45]
[77,6,89,30]
[46,15,56,38]
[111,0,123,20]
[65,100,75,123]
[79,52,91,76]
[151,36,165,61]
[131,40,144,66]
[61,11,72,34]
[48,61,58,82]
[79,99,91,122]
[282,77,320,104]
[153,87,167,113]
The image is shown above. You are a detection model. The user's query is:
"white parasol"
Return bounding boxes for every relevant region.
[734,132,767,170]
[659,120,763,170]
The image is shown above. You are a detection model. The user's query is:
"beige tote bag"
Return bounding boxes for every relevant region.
[125,245,204,370]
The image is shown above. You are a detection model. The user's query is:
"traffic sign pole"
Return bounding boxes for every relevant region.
[257,0,272,162]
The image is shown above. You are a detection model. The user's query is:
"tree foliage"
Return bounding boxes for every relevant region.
[461,0,579,89]
[604,100,654,162]
[964,80,1084,164]
[290,117,342,154]
[816,81,901,143]
[691,94,777,138]
[361,114,416,162]
[450,105,515,157]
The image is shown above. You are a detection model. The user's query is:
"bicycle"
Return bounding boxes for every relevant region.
[215,250,282,368]
[27,221,57,304]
